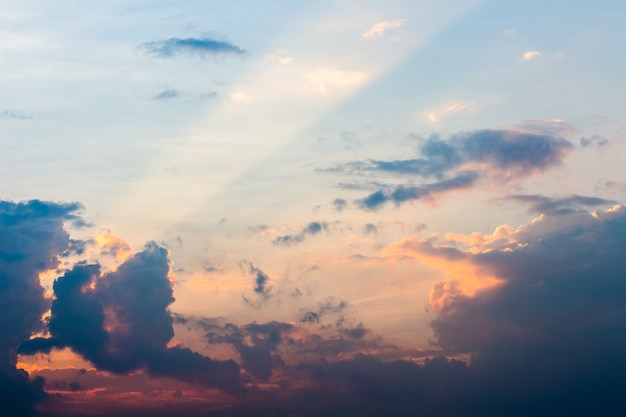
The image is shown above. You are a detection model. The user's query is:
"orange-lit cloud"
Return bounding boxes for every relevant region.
[384,237,502,311]
[93,233,131,263]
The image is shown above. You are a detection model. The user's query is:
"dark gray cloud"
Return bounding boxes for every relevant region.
[331,129,573,210]
[273,221,328,246]
[504,194,616,215]
[138,37,246,58]
[0,199,82,416]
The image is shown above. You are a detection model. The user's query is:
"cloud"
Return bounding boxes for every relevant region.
[152,89,180,100]
[185,317,292,381]
[342,129,573,210]
[332,198,347,212]
[514,119,579,138]
[522,50,541,61]
[303,68,369,92]
[0,199,82,416]
[501,28,516,36]
[424,99,476,122]
[361,19,406,40]
[200,91,218,99]
[19,242,243,396]
[239,262,272,304]
[356,172,479,210]
[504,194,616,215]
[263,48,293,64]
[138,37,245,59]
[1,109,32,120]
[580,134,609,147]
[273,221,328,246]
[230,91,252,102]
[428,205,626,415]
[299,297,349,324]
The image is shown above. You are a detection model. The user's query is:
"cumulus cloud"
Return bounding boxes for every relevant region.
[20,243,243,395]
[342,129,573,210]
[138,37,245,59]
[361,19,406,40]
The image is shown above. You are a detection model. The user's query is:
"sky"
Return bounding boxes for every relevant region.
[2,1,626,416]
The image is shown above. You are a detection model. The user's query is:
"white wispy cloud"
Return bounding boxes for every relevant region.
[361,19,406,40]
[424,99,477,122]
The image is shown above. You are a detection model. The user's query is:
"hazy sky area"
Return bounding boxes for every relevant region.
[2,1,626,416]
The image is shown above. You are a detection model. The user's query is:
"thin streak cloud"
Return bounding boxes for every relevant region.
[138,36,246,58]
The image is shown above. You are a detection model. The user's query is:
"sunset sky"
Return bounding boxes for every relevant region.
[2,1,626,416]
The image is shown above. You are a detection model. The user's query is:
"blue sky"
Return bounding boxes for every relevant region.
[2,1,626,416]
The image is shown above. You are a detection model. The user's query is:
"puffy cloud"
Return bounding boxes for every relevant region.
[20,243,242,395]
[522,50,541,61]
[138,37,245,59]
